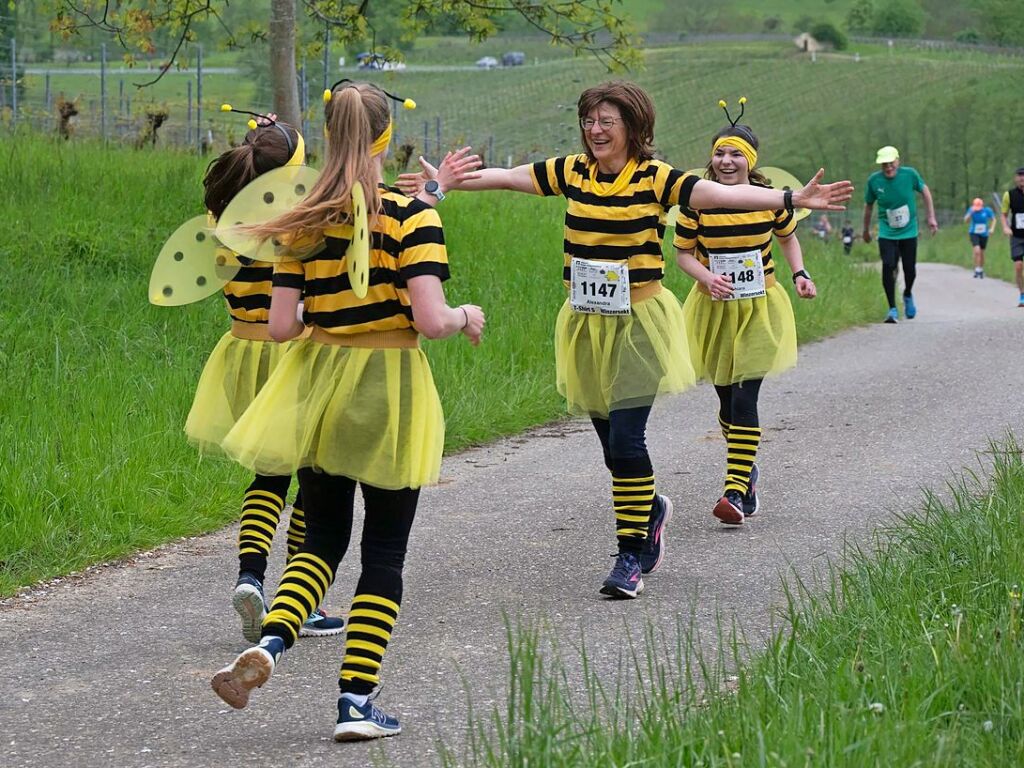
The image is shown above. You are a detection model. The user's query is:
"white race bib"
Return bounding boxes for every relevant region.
[886,204,911,229]
[972,222,988,235]
[1015,213,1024,230]
[709,250,766,301]
[570,258,631,315]
[842,235,853,244]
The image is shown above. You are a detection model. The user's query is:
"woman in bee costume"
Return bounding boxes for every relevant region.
[398,81,851,598]
[674,99,817,526]
[208,81,485,742]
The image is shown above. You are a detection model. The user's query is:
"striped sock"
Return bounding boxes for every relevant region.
[612,473,655,553]
[263,552,334,647]
[724,424,762,495]
[718,414,731,440]
[238,489,284,580]
[285,503,305,564]
[339,594,400,694]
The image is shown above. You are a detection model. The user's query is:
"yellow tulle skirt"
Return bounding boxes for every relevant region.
[184,330,295,453]
[220,340,444,490]
[554,286,696,418]
[682,282,798,386]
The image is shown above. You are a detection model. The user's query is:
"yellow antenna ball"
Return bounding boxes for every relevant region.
[323,89,333,104]
[739,96,748,104]
[403,98,416,110]
[220,103,232,112]
[247,118,257,130]
[718,100,727,108]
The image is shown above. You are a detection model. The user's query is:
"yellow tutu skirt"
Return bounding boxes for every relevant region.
[554,286,696,418]
[220,340,444,490]
[184,330,294,452]
[682,282,797,386]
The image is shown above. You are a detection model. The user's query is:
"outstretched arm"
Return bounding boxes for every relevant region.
[689,169,853,213]
[397,157,538,197]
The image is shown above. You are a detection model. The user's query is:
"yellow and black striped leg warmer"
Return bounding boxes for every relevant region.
[718,414,731,440]
[238,475,290,581]
[612,473,654,554]
[262,552,335,648]
[285,492,305,565]
[724,425,762,495]
[338,594,400,695]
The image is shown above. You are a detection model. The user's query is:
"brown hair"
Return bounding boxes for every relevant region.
[248,82,389,243]
[577,81,656,163]
[704,124,769,186]
[203,122,299,219]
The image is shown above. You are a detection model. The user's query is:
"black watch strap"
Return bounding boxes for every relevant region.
[792,269,811,283]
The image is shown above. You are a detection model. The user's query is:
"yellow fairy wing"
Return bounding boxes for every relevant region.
[214,165,323,262]
[759,166,812,223]
[347,181,370,299]
[149,215,241,306]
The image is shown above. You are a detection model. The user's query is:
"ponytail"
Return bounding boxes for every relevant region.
[204,123,300,219]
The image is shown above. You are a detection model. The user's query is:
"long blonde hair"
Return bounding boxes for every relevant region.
[249,82,389,242]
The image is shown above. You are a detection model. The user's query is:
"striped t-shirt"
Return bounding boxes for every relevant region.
[273,187,450,335]
[531,154,699,287]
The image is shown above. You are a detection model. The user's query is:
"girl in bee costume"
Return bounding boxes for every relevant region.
[185,112,344,642]
[674,99,817,526]
[209,81,485,742]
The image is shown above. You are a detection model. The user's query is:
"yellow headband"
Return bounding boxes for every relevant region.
[370,120,393,157]
[286,132,305,167]
[712,136,758,170]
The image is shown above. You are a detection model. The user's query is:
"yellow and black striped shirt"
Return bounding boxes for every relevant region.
[673,187,797,278]
[531,154,699,287]
[273,187,449,335]
[222,249,276,324]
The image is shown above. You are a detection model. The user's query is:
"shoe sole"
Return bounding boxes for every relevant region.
[211,648,274,710]
[599,578,645,599]
[713,497,744,526]
[299,621,346,638]
[883,317,898,324]
[642,496,674,575]
[232,583,267,644]
[333,722,402,741]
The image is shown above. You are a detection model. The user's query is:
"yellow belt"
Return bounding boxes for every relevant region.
[697,273,776,296]
[230,320,273,341]
[310,327,420,349]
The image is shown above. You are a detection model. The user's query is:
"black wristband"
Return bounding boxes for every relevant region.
[460,306,469,329]
[783,189,794,213]
[792,269,811,283]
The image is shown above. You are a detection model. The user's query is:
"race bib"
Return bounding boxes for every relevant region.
[1015,213,1024,230]
[709,250,766,301]
[570,258,630,315]
[972,222,988,235]
[842,235,853,244]
[886,205,911,229]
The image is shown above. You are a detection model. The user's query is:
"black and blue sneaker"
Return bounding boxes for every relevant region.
[211,635,284,710]
[233,573,268,644]
[903,294,917,319]
[334,692,402,741]
[300,607,346,638]
[599,552,644,599]
[639,495,673,574]
[713,490,745,526]
[742,464,760,518]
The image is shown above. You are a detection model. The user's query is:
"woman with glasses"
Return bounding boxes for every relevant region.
[398,80,851,599]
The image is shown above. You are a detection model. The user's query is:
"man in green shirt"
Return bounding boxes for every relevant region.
[862,146,938,323]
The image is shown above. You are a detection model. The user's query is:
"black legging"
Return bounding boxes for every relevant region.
[714,379,762,428]
[878,237,918,308]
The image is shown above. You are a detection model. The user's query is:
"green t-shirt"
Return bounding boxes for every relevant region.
[864,166,926,240]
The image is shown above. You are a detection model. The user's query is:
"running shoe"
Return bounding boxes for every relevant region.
[973,269,982,279]
[334,692,402,741]
[211,636,284,710]
[639,495,673,574]
[978,270,985,279]
[300,607,346,637]
[1018,294,1024,308]
[599,552,644,598]
[884,307,899,324]
[233,573,268,644]
[742,464,760,518]
[904,294,917,319]
[713,490,745,526]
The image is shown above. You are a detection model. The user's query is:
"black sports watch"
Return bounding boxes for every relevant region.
[424,179,446,202]
[792,269,812,283]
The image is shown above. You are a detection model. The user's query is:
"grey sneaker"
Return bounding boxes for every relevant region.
[233,573,268,644]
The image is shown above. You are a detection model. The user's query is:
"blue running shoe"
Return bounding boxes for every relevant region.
[334,692,402,741]
[300,607,346,638]
[233,573,268,644]
[639,495,673,574]
[903,294,916,319]
[884,307,898,324]
[742,464,760,518]
[600,552,644,598]
[1018,294,1024,308]
[211,636,283,710]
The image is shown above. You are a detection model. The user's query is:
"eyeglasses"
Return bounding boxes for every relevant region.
[579,117,623,131]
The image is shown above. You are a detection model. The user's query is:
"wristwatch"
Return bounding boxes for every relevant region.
[792,269,812,283]
[424,179,446,202]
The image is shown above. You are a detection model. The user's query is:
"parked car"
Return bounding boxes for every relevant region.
[502,51,526,66]
[356,52,405,71]
[475,56,498,69]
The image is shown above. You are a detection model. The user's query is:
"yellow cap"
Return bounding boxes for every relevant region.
[875,145,900,164]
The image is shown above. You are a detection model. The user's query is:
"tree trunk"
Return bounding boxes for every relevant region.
[269,0,300,128]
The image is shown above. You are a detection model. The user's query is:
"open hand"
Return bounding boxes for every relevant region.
[435,146,482,193]
[793,169,854,211]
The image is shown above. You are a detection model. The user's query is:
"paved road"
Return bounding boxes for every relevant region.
[2,264,1022,768]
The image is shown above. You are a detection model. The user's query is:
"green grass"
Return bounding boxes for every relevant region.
[446,440,1024,767]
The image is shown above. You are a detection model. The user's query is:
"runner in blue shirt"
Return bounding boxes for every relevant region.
[964,197,996,278]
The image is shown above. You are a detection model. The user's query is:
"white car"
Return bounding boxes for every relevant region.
[475,56,498,69]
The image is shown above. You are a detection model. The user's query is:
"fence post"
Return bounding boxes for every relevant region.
[423,121,428,158]
[196,45,203,152]
[488,135,494,167]
[435,117,441,156]
[186,79,193,146]
[300,58,310,142]
[119,78,124,117]
[10,38,16,129]
[322,22,331,94]
[45,71,51,111]
[100,42,107,141]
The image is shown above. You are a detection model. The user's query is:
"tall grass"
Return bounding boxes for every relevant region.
[447,440,1024,767]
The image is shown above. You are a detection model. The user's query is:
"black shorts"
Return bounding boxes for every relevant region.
[878,237,917,266]
[1012,236,1024,262]
[970,233,988,248]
